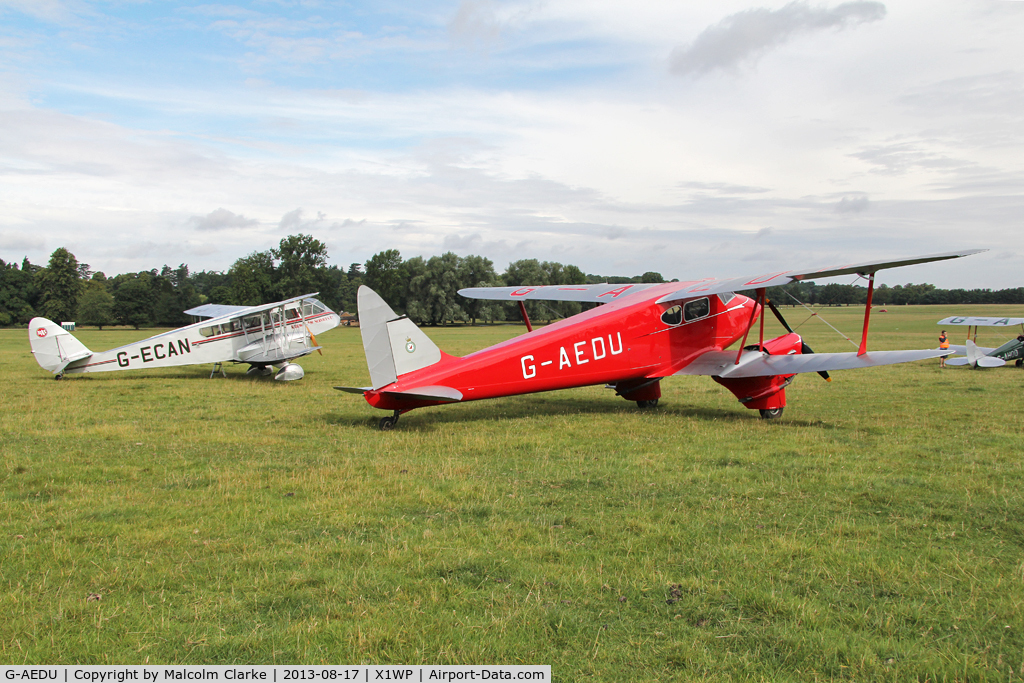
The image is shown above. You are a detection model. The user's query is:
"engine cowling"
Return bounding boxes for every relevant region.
[712,332,803,411]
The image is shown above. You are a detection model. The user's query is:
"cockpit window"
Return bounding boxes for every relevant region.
[683,297,710,322]
[661,305,682,326]
[718,292,736,305]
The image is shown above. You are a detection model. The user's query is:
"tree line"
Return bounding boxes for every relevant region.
[2,235,1021,328]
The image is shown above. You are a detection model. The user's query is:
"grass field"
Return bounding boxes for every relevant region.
[2,305,1023,680]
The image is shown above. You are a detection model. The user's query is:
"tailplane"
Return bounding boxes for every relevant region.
[28,318,92,374]
[357,286,442,389]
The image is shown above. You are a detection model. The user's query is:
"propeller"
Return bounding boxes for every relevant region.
[766,297,830,381]
[301,302,323,356]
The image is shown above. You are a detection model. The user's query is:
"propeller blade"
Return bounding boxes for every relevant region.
[768,297,830,381]
[766,298,794,333]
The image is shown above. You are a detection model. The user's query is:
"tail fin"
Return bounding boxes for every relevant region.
[357,286,442,389]
[966,339,1006,368]
[28,318,92,374]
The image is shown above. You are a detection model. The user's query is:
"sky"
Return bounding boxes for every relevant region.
[1,0,1023,288]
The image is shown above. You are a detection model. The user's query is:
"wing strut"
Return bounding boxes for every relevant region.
[735,288,765,365]
[518,301,533,333]
[857,273,875,357]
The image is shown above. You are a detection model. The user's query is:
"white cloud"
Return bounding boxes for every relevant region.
[669,1,886,77]
[189,208,260,231]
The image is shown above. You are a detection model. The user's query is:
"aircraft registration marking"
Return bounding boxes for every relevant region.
[520,333,623,379]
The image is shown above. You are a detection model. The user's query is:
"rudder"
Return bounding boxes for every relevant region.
[357,286,442,389]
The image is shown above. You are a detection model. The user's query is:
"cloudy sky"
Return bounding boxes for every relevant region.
[1,0,1022,287]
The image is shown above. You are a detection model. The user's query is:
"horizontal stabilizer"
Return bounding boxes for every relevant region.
[379,385,463,403]
[334,386,373,394]
[677,348,946,378]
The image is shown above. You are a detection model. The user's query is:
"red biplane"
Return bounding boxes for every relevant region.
[337,250,982,430]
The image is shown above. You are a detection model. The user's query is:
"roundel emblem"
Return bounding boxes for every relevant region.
[36,327,47,338]
[405,338,416,353]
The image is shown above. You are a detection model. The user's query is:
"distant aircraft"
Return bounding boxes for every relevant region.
[936,316,1024,368]
[337,250,982,430]
[30,293,340,381]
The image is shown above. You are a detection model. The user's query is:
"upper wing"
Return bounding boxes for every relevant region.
[183,303,251,319]
[655,249,985,303]
[195,292,322,325]
[459,250,984,304]
[676,348,946,378]
[458,283,661,303]
[937,316,1024,327]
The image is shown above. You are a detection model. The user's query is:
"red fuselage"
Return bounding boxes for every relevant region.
[364,284,758,412]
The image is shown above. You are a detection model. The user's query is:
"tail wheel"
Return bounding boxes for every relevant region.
[759,407,784,420]
[378,411,401,431]
[1016,358,1023,368]
[636,399,659,409]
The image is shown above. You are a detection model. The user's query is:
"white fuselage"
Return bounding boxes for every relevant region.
[62,301,339,375]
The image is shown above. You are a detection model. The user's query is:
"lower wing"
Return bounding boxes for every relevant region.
[676,348,946,378]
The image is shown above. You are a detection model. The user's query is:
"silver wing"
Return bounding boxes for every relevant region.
[458,250,984,304]
[676,348,947,378]
[458,283,660,303]
[937,316,1024,327]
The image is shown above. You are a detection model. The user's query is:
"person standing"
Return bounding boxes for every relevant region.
[939,329,950,367]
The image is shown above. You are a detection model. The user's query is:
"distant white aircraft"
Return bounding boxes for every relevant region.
[29,293,340,381]
[937,316,1024,368]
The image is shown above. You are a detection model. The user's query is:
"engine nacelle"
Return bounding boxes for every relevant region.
[713,333,803,411]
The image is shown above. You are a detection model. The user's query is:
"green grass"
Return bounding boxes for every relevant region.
[2,305,1024,680]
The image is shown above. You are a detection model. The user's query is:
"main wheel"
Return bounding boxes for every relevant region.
[378,416,397,431]
[758,407,784,420]
[636,399,659,409]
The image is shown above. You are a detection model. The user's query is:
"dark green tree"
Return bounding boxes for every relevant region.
[274,234,328,298]
[77,280,115,329]
[458,254,501,324]
[406,252,465,325]
[364,249,405,309]
[111,273,156,329]
[36,247,83,322]
[229,251,275,305]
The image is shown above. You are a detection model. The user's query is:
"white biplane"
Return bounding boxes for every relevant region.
[937,316,1024,368]
[29,293,340,381]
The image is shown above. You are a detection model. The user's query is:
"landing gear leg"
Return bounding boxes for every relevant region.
[210,362,227,378]
[758,407,784,420]
[378,410,401,431]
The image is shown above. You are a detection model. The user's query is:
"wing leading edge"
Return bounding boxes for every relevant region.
[655,250,985,303]
[457,250,984,304]
[676,348,947,378]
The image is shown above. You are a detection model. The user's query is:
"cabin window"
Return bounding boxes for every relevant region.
[302,303,313,317]
[718,292,736,305]
[199,326,216,338]
[683,297,710,322]
[244,316,264,330]
[285,308,301,321]
[661,305,682,326]
[232,319,243,331]
[312,303,325,315]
